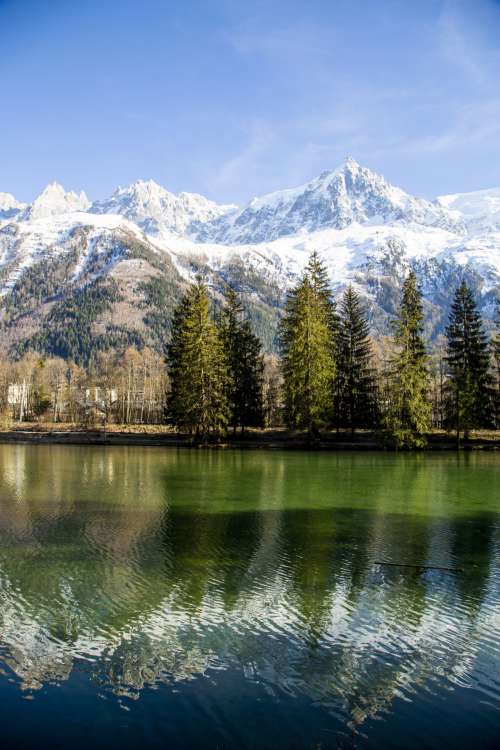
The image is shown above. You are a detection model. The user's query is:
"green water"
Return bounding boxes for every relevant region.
[0,445,498,749]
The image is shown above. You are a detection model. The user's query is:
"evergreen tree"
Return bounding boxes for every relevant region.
[494,301,500,428]
[382,271,431,448]
[335,285,378,431]
[279,257,336,437]
[167,278,230,439]
[306,251,332,300]
[220,286,264,432]
[445,281,494,441]
[306,250,339,334]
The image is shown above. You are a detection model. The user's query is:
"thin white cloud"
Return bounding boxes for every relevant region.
[226,21,335,63]
[372,99,500,159]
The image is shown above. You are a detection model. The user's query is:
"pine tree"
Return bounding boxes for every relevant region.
[280,256,336,438]
[445,281,494,441]
[220,286,264,432]
[166,293,191,426]
[335,285,378,431]
[382,271,431,448]
[167,278,230,439]
[494,301,500,428]
[306,250,339,334]
[306,251,332,300]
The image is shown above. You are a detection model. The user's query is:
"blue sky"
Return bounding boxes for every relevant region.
[1,0,500,205]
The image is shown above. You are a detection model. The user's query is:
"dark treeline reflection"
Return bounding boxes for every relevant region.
[0,446,498,736]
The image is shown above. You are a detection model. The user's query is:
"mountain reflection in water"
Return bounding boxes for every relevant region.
[0,445,498,749]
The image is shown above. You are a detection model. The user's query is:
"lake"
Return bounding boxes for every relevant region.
[0,445,498,749]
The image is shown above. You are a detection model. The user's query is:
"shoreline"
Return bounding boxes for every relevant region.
[0,427,498,451]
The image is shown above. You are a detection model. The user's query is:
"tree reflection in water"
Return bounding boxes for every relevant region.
[0,445,498,744]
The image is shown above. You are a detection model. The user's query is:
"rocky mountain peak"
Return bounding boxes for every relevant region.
[21,182,90,221]
[198,159,463,245]
[0,192,26,221]
[91,179,236,237]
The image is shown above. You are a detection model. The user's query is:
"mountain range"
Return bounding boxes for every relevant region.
[0,157,498,365]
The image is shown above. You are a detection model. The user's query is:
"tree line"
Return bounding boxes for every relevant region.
[166,253,499,446]
[0,251,498,446]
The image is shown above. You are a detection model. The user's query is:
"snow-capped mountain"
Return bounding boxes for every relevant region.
[195,157,464,244]
[20,182,90,221]
[437,187,500,232]
[0,159,498,364]
[0,192,26,222]
[90,179,236,238]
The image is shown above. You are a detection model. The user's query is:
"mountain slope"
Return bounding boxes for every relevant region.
[437,186,500,232]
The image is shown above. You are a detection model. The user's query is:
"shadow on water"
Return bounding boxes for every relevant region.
[0,445,498,749]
